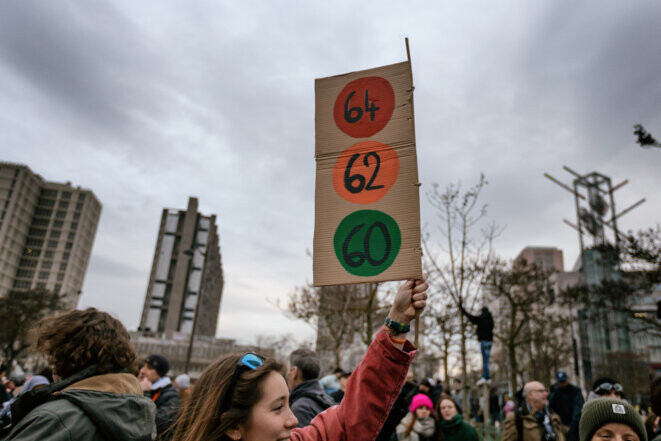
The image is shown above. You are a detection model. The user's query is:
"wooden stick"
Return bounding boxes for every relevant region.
[406,37,422,347]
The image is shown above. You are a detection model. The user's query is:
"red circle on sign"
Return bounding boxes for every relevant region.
[333,77,395,138]
[332,141,399,204]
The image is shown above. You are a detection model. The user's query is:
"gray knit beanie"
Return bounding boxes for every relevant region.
[579,398,646,441]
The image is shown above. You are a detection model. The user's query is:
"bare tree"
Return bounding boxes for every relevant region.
[286,283,361,368]
[0,288,65,375]
[422,300,460,391]
[485,258,554,393]
[634,124,660,149]
[423,174,499,412]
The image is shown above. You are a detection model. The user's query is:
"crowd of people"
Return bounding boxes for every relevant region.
[0,276,660,441]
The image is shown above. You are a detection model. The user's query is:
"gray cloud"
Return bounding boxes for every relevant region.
[1,1,660,343]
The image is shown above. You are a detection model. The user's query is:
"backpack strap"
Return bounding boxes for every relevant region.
[515,407,523,441]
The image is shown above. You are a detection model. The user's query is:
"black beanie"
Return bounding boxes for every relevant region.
[145,354,170,377]
[579,398,646,441]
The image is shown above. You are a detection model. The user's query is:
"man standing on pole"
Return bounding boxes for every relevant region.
[459,302,494,385]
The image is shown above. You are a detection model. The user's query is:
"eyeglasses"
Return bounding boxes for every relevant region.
[594,382,623,394]
[221,352,265,413]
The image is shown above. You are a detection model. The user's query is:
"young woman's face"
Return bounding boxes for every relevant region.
[415,406,431,419]
[590,423,639,441]
[239,371,298,441]
[439,399,458,421]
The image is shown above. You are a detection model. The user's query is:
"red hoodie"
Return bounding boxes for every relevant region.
[291,331,417,441]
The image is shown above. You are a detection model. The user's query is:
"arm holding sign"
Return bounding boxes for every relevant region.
[291,277,428,441]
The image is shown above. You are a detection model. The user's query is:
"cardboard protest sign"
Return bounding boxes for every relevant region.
[314,61,422,286]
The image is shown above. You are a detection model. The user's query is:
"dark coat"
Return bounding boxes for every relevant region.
[144,382,181,437]
[290,379,335,428]
[5,371,155,441]
[549,383,584,427]
[439,414,479,441]
[461,306,494,342]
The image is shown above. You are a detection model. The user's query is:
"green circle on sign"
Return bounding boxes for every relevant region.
[333,210,401,276]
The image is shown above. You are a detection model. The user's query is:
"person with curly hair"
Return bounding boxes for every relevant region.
[3,308,155,440]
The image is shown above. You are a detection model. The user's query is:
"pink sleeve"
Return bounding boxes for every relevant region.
[290,331,416,441]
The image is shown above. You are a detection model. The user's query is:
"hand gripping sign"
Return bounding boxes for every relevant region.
[313,59,422,286]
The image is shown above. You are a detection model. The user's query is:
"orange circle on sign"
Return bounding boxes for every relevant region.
[333,76,395,138]
[332,141,400,204]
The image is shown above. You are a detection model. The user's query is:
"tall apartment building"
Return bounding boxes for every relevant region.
[0,163,101,308]
[139,197,224,338]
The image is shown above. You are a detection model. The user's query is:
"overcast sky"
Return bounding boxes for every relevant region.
[1,1,660,345]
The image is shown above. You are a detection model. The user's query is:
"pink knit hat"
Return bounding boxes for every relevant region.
[410,394,434,413]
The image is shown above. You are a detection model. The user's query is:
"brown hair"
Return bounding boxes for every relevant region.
[36,307,136,379]
[170,352,282,441]
[435,394,462,441]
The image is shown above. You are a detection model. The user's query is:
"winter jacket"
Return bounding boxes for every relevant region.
[375,380,418,441]
[549,383,584,427]
[566,391,602,441]
[144,382,181,437]
[460,306,494,342]
[395,413,435,441]
[501,405,566,441]
[5,371,155,441]
[290,330,417,441]
[290,379,336,427]
[439,414,478,441]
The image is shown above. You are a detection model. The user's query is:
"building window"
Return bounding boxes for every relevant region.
[26,239,44,247]
[38,271,49,280]
[48,240,58,248]
[68,232,75,240]
[58,201,69,209]
[45,250,55,258]
[28,228,46,237]
[56,273,64,281]
[54,284,62,293]
[53,220,63,228]
[56,210,66,218]
[41,189,57,197]
[73,213,80,220]
[76,202,83,211]
[36,282,46,289]
[13,280,30,289]
[16,270,34,278]
[38,198,55,208]
[71,222,78,230]
[50,230,61,238]
[61,192,72,199]
[59,262,67,271]
[42,261,52,269]
[34,208,52,218]
[65,242,73,250]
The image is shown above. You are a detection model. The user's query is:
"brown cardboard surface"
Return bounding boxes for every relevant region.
[313,61,422,286]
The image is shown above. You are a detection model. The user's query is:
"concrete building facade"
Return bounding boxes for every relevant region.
[139,197,224,338]
[0,163,101,308]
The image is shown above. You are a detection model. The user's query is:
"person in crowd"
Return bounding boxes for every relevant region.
[319,368,343,395]
[490,388,502,424]
[329,371,350,404]
[375,369,419,441]
[502,381,566,441]
[435,395,478,441]
[650,376,661,441]
[503,392,516,417]
[174,374,192,404]
[578,398,646,441]
[168,278,428,441]
[645,413,659,441]
[139,353,181,437]
[550,371,584,431]
[458,303,494,385]
[285,348,335,427]
[4,307,155,440]
[0,375,49,428]
[396,394,435,441]
[567,377,623,441]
